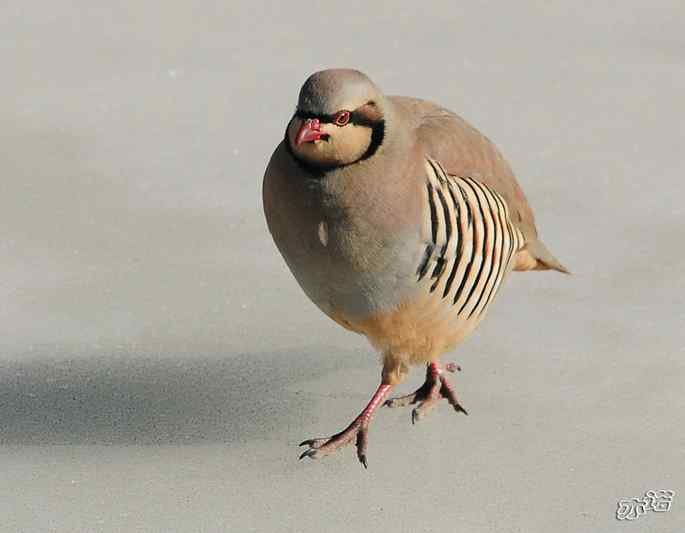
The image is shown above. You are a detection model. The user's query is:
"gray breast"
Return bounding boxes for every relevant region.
[280,204,425,322]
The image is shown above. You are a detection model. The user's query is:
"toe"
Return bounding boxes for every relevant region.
[384,394,416,408]
[298,438,329,449]
[299,448,320,461]
[355,424,369,468]
[412,396,439,423]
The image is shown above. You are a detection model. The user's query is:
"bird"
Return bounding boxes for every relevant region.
[262,68,568,468]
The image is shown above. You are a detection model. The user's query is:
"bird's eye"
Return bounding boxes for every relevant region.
[334,110,351,126]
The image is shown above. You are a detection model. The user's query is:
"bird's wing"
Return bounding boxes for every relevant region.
[390,95,537,240]
[415,157,525,314]
[391,95,569,274]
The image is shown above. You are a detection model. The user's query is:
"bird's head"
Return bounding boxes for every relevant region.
[286,69,386,168]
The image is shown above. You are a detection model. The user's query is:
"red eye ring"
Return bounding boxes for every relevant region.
[334,110,351,126]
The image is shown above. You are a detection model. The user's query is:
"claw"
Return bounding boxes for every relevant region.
[453,404,469,415]
[299,438,328,449]
[299,449,318,461]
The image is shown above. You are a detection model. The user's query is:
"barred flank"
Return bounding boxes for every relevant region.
[418,158,524,321]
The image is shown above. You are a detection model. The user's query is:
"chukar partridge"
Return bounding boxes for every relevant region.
[263,69,568,468]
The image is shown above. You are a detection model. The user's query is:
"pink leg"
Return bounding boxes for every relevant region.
[299,383,392,468]
[384,361,468,422]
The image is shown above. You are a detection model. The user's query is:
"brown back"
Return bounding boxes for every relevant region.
[390,96,538,243]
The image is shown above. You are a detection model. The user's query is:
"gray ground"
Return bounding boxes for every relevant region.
[1,1,683,532]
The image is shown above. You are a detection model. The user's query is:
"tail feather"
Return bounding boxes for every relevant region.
[514,238,570,274]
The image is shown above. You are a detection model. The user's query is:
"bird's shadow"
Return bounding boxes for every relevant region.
[0,126,370,446]
[0,347,354,445]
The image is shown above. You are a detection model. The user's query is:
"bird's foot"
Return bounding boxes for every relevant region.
[384,361,468,423]
[299,383,391,468]
[299,417,371,467]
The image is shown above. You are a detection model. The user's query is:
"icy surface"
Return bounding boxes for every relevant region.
[1,1,683,532]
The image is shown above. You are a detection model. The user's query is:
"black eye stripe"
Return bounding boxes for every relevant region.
[348,111,376,127]
[295,109,377,127]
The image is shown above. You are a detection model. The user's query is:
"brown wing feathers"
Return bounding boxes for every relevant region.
[419,158,524,320]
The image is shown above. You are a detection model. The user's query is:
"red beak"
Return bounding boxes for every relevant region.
[295,118,324,145]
